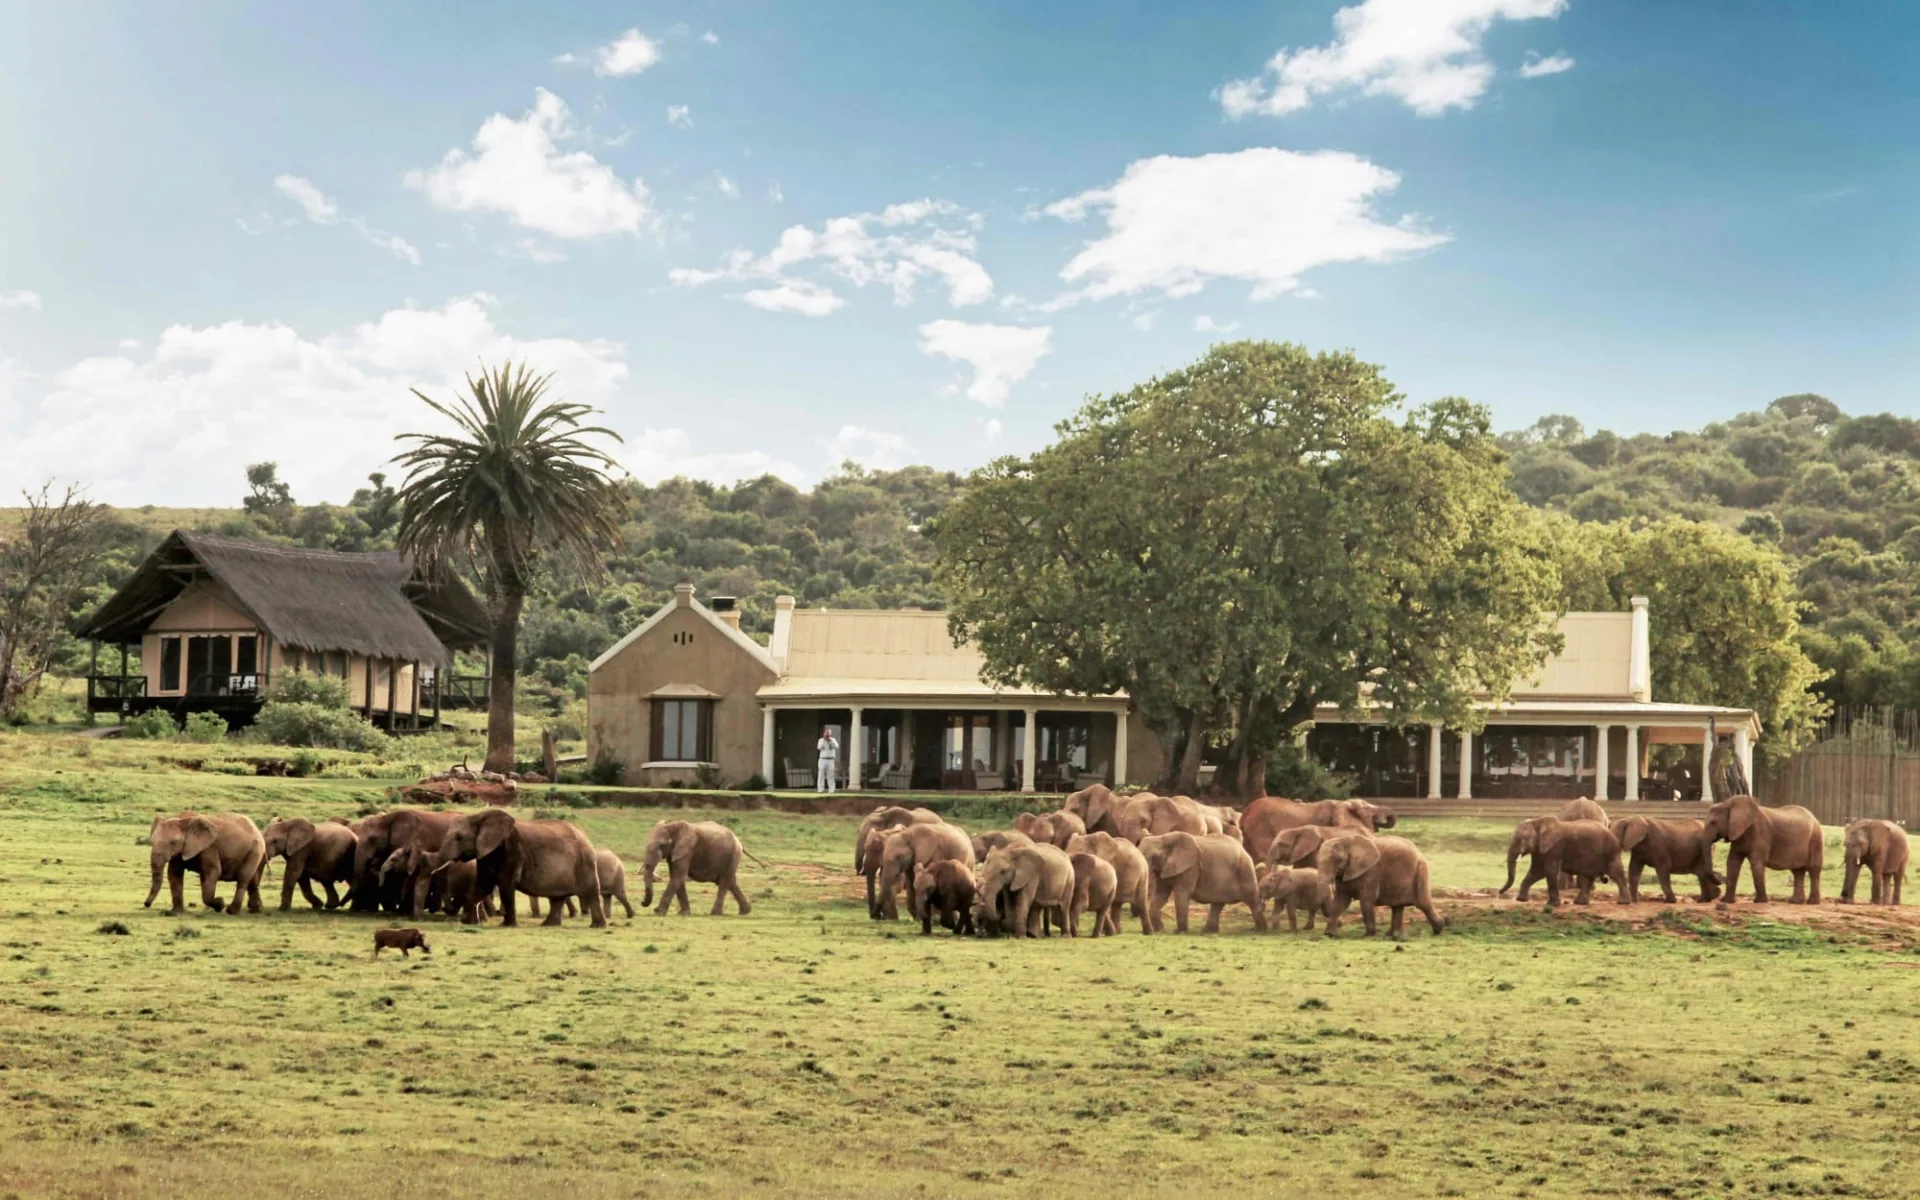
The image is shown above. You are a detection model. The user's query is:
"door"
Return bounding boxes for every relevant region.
[185,636,232,695]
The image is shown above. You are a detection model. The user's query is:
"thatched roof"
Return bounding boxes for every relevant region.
[76,531,488,666]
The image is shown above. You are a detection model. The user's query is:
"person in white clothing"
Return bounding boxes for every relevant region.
[816,727,839,794]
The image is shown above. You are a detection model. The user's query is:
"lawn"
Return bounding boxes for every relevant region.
[1,764,1916,1199]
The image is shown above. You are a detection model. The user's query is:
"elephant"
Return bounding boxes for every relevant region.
[1560,798,1609,824]
[349,809,462,913]
[1513,819,1627,910]
[854,806,942,876]
[593,848,636,919]
[970,829,1035,864]
[1701,795,1824,905]
[1255,864,1320,932]
[1014,810,1086,849]
[642,820,751,917]
[1266,824,1372,870]
[1137,832,1267,934]
[875,823,975,921]
[1199,805,1242,840]
[1238,797,1395,864]
[1841,818,1908,907]
[261,816,357,911]
[146,812,267,915]
[1062,784,1122,835]
[1612,816,1721,904]
[431,809,606,927]
[1316,835,1443,939]
[1068,852,1119,937]
[381,846,442,915]
[1500,817,1567,900]
[974,844,1074,939]
[1065,786,1209,843]
[436,859,496,924]
[1064,831,1153,934]
[913,860,977,936]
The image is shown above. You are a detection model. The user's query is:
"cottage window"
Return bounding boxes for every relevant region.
[284,648,304,674]
[159,637,182,692]
[236,636,258,677]
[651,699,711,762]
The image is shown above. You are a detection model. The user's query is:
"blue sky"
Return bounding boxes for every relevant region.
[2,0,1917,505]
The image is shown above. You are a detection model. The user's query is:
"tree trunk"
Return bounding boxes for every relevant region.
[484,586,524,774]
[1173,709,1206,796]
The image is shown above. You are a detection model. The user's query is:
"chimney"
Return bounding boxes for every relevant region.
[710,595,741,631]
[769,595,797,669]
[1628,595,1651,702]
[673,583,695,608]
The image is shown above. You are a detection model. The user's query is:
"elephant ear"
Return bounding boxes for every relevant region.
[1279,828,1324,867]
[474,810,515,860]
[1010,849,1043,893]
[670,826,697,870]
[1617,819,1648,852]
[284,821,315,858]
[179,816,218,861]
[1160,835,1198,880]
[1338,837,1382,882]
[1728,798,1755,842]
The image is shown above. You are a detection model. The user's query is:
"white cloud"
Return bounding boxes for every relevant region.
[595,29,661,77]
[1218,0,1567,118]
[405,89,653,239]
[701,31,719,45]
[768,182,784,204]
[742,281,845,317]
[1520,51,1575,78]
[667,104,692,129]
[0,295,628,504]
[623,427,803,486]
[1045,148,1444,303]
[272,174,421,264]
[116,338,140,351]
[510,239,569,264]
[825,425,912,470]
[669,199,992,314]
[1193,314,1242,333]
[1130,311,1158,332]
[273,175,338,224]
[984,418,1004,443]
[916,320,1051,408]
[715,172,740,199]
[0,290,41,312]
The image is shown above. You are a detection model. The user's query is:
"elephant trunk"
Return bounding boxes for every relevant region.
[145,847,168,908]
[1841,854,1862,904]
[642,846,660,907]
[1500,846,1520,896]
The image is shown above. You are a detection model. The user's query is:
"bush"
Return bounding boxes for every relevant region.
[693,764,723,790]
[123,710,179,740]
[742,773,768,792]
[250,701,393,754]
[287,749,324,778]
[181,712,229,743]
[1266,743,1352,801]
[586,751,624,787]
[265,670,351,709]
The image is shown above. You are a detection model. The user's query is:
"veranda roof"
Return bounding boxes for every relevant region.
[76,530,488,666]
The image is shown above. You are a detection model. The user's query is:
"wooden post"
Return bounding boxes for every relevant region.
[432,663,442,727]
[363,655,374,714]
[86,641,100,726]
[386,658,398,731]
[542,728,558,781]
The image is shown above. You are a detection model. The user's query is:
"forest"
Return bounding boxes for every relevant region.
[8,389,1915,755]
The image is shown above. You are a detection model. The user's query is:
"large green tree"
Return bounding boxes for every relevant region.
[934,341,1565,797]
[1546,515,1828,763]
[393,363,625,772]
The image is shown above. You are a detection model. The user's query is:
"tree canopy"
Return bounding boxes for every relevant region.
[933,341,1564,796]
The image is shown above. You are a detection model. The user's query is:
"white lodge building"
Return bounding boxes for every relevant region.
[587,588,1758,801]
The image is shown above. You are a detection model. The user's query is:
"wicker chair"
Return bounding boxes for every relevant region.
[783,758,816,790]
[972,759,1007,791]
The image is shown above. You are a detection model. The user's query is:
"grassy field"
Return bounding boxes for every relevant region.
[1,761,1917,1199]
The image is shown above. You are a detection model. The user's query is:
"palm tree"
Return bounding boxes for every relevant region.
[393,363,624,773]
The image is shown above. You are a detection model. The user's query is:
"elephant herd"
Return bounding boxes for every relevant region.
[1498,795,1910,911]
[858,786,1442,939]
[142,808,754,927]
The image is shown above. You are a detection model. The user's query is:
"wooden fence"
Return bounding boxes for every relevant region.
[1756,709,1920,829]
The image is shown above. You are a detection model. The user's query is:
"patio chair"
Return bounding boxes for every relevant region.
[972,759,1007,790]
[1074,762,1109,791]
[782,758,816,790]
[878,764,913,790]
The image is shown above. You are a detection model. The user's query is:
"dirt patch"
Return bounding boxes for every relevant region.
[397,779,518,807]
[1438,890,1920,943]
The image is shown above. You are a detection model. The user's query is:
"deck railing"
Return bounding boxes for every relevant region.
[86,674,147,703]
[437,675,491,709]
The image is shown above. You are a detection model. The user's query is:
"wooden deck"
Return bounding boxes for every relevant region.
[1371,797,1710,820]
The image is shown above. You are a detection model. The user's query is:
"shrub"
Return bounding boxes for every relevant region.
[287,749,324,778]
[181,712,229,743]
[742,773,768,792]
[586,751,624,787]
[265,670,350,709]
[250,701,393,754]
[1266,743,1352,801]
[693,764,723,790]
[122,710,179,740]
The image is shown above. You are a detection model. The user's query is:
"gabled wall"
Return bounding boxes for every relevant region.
[587,597,778,784]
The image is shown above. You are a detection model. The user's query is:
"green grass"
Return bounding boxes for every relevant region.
[1,765,1916,1198]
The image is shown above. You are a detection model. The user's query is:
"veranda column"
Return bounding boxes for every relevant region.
[1426,724,1443,799]
[761,708,776,786]
[848,706,865,791]
[1698,724,1714,805]
[1734,726,1753,793]
[1456,729,1474,800]
[1114,710,1129,788]
[1021,709,1039,793]
[1624,726,1640,801]
[1593,724,1611,802]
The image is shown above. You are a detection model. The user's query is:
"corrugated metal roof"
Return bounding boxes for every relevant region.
[781,610,992,683]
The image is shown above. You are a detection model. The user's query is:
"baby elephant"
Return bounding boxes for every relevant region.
[372,927,430,958]
[1068,852,1119,937]
[913,860,977,936]
[1258,865,1320,932]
